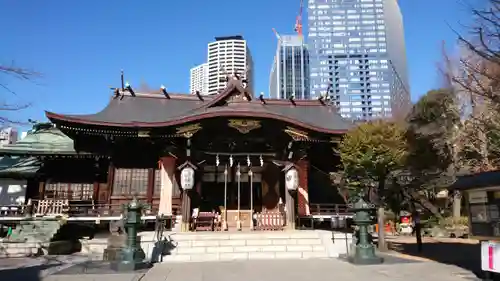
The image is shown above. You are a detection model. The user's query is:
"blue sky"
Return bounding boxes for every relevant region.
[1,0,471,130]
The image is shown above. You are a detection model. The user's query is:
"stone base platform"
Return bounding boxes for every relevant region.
[79,230,352,263]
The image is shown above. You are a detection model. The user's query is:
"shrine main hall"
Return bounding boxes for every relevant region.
[40,74,352,231]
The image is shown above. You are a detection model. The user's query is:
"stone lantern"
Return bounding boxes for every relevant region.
[110,197,150,271]
[347,197,383,265]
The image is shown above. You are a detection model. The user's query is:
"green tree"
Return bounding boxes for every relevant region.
[402,88,460,218]
[338,119,407,250]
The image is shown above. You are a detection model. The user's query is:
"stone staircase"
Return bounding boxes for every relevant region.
[10,219,63,243]
[0,219,65,257]
[156,230,352,262]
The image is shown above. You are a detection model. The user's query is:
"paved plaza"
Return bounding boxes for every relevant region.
[0,255,481,281]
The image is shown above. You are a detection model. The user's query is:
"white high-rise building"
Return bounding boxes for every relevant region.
[190,63,209,95]
[207,36,254,95]
[0,127,18,146]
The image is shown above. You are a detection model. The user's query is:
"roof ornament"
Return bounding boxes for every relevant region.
[125,82,136,97]
[247,155,251,167]
[228,69,249,89]
[232,69,240,80]
[160,85,170,99]
[112,88,120,98]
[259,92,266,104]
[288,93,296,106]
[260,155,264,167]
[111,69,125,99]
[318,84,332,105]
[120,69,125,91]
[229,155,234,167]
[241,68,249,89]
[195,91,204,101]
[216,154,220,167]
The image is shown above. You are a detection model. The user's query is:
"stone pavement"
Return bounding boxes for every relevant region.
[36,256,480,281]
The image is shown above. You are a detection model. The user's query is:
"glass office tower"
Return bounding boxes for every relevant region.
[308,0,410,119]
[270,35,310,100]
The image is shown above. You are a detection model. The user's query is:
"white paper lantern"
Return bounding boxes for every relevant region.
[285,167,299,191]
[180,166,195,190]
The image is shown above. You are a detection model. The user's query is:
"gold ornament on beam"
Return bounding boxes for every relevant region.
[176,123,202,138]
[137,130,150,138]
[284,126,309,141]
[330,136,341,144]
[228,119,261,134]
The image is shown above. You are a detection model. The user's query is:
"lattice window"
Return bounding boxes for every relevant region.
[154,169,161,196]
[113,168,148,196]
[71,183,93,200]
[44,183,69,199]
[45,183,94,200]
[154,169,181,197]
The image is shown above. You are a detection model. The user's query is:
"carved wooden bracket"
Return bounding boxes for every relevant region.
[228,119,261,134]
[284,126,309,141]
[176,123,202,138]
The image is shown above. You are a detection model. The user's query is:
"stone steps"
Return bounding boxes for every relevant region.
[77,230,353,263]
[157,231,348,262]
[9,219,62,243]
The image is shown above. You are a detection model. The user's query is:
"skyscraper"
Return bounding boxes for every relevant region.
[307,0,410,120]
[207,36,254,95]
[190,63,209,95]
[269,35,310,99]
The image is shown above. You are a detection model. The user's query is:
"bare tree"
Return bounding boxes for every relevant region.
[438,0,500,218]
[453,1,500,105]
[432,2,499,171]
[0,63,41,124]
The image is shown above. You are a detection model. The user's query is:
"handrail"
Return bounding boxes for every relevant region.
[0,200,151,218]
[308,203,352,215]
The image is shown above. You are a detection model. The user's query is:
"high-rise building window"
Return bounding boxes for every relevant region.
[307,0,410,120]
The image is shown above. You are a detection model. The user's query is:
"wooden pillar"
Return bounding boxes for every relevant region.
[297,159,310,216]
[180,190,191,232]
[285,190,296,230]
[38,181,45,200]
[93,182,99,202]
[106,161,115,205]
[146,168,154,204]
[158,157,176,217]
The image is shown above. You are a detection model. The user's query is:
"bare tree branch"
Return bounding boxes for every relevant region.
[0,63,41,125]
[444,0,500,172]
[0,64,41,81]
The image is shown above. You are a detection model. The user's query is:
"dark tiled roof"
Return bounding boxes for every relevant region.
[46,80,353,134]
[0,125,78,155]
[449,170,500,191]
[0,156,41,178]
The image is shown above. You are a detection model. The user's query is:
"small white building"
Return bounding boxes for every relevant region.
[0,127,18,146]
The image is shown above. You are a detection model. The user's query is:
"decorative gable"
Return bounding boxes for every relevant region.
[205,73,253,108]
